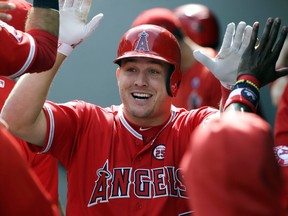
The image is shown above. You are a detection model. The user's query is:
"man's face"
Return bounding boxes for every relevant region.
[117,57,173,126]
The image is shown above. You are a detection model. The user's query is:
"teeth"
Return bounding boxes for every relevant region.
[132,93,151,99]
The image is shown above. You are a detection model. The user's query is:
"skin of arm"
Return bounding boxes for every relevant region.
[26,7,59,38]
[1,53,66,147]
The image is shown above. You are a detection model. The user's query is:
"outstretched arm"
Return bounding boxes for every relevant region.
[1,0,103,147]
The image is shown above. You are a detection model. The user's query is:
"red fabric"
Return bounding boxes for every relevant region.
[172,47,221,109]
[181,112,285,216]
[6,0,32,31]
[27,29,58,73]
[274,84,288,146]
[131,8,181,34]
[0,76,59,207]
[274,84,288,212]
[40,101,219,215]
[0,124,60,216]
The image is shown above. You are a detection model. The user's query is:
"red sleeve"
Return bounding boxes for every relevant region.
[0,21,37,78]
[0,21,57,78]
[0,125,60,216]
[27,29,58,73]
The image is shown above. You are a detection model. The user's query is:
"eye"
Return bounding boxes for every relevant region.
[148,69,160,75]
[125,67,137,73]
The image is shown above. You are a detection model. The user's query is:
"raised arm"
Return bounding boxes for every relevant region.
[1,0,103,146]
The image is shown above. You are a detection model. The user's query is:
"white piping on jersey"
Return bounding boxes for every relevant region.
[118,104,177,143]
[118,104,142,140]
[39,103,55,153]
[7,33,36,79]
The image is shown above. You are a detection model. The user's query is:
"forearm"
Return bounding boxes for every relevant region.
[26,1,59,37]
[1,53,66,146]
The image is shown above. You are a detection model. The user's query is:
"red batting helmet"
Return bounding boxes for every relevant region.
[114,24,182,97]
[6,0,32,31]
[173,4,219,48]
[131,8,182,38]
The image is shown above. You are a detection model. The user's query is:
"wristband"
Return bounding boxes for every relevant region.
[58,42,73,57]
[237,74,260,88]
[224,80,260,112]
[33,0,59,11]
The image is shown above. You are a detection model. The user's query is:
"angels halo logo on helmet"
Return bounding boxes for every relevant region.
[114,24,182,97]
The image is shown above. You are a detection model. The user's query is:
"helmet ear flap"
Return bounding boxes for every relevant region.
[169,66,182,97]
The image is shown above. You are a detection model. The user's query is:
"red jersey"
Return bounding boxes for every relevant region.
[172,47,221,110]
[274,84,288,146]
[274,84,288,212]
[0,76,59,207]
[39,100,219,216]
[0,124,59,216]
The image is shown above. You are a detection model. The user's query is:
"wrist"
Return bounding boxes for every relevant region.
[33,0,59,11]
[237,74,260,88]
[224,80,260,112]
[57,42,73,57]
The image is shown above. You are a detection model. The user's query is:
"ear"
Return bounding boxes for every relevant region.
[116,67,120,78]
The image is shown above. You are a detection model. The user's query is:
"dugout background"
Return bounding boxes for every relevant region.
[28,0,288,212]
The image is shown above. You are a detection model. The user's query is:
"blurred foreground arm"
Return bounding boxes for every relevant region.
[1,0,103,147]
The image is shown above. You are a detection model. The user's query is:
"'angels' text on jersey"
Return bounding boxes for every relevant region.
[88,160,188,207]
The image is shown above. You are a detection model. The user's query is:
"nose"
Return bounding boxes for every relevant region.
[134,71,148,87]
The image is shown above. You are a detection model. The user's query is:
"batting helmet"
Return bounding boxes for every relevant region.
[131,8,183,39]
[114,24,182,97]
[6,0,32,31]
[173,4,220,48]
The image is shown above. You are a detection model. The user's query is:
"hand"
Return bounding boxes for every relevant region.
[238,17,288,87]
[193,22,252,89]
[0,1,15,22]
[58,0,104,56]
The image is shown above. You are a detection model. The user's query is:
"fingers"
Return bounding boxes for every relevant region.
[59,0,65,9]
[218,22,235,54]
[257,18,274,53]
[79,0,92,22]
[193,50,215,71]
[0,2,15,10]
[239,25,253,54]
[246,21,260,53]
[273,25,288,62]
[275,67,288,79]
[232,21,247,51]
[63,0,74,9]
[264,18,282,55]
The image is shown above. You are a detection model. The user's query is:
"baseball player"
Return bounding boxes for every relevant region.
[0,76,61,213]
[173,4,220,49]
[181,111,285,216]
[0,0,59,78]
[131,8,222,110]
[0,1,62,213]
[0,121,60,216]
[2,0,288,214]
